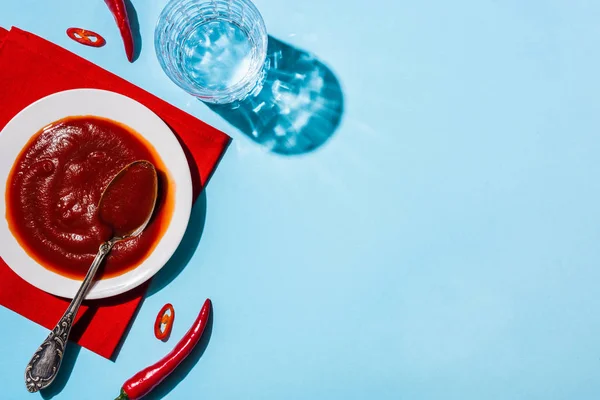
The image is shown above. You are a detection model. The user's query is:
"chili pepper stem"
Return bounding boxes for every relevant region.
[115,388,129,400]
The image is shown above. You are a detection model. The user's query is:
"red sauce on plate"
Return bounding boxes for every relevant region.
[5,116,174,280]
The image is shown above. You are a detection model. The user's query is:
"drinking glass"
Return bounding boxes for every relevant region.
[155,0,268,104]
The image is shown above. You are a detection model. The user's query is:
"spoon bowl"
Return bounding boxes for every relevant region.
[99,160,159,239]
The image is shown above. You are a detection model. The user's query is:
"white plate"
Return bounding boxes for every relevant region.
[0,89,193,299]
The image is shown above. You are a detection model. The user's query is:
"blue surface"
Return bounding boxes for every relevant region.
[2,0,600,399]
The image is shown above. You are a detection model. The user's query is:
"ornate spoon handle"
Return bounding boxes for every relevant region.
[24,241,114,393]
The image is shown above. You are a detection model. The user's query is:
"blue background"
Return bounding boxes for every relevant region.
[2,0,600,399]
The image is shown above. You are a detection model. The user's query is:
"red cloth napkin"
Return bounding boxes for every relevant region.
[0,27,230,359]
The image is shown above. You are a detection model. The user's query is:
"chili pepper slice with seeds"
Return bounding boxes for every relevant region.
[66,28,106,47]
[115,299,212,400]
[154,303,175,341]
[104,0,135,62]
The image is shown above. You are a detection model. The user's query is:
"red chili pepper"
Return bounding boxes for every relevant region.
[66,28,106,47]
[104,0,135,62]
[154,303,175,341]
[115,299,212,400]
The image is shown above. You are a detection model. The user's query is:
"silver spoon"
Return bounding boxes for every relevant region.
[25,160,158,393]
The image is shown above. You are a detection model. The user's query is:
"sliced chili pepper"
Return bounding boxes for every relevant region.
[115,299,212,400]
[66,28,106,48]
[154,303,175,341]
[104,0,135,62]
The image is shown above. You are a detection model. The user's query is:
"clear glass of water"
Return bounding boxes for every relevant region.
[155,0,268,104]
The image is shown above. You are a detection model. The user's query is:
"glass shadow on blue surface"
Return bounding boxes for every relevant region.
[145,301,213,400]
[206,36,344,155]
[147,190,207,296]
